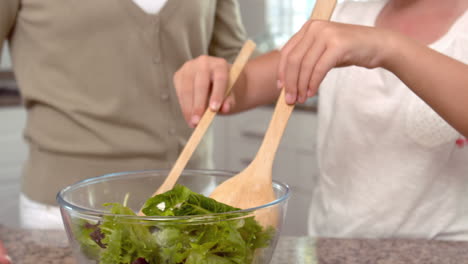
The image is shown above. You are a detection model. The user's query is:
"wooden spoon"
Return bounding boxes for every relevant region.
[209,0,337,227]
[138,40,256,215]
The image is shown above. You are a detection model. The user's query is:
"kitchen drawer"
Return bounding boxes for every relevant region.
[0,136,27,166]
[226,109,317,153]
[283,185,313,236]
[0,107,26,134]
[213,107,318,184]
[0,174,20,227]
[0,106,27,182]
[272,149,316,188]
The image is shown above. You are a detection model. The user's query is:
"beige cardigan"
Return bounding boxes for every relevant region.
[0,0,248,205]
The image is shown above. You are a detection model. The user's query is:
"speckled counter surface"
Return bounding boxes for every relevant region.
[2,225,468,264]
[0,225,73,264]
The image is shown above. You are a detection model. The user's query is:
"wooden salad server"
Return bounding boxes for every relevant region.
[139,40,256,215]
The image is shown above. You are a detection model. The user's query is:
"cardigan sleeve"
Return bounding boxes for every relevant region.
[208,0,250,63]
[0,0,20,56]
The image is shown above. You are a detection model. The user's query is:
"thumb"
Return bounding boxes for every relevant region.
[0,241,11,264]
[0,256,11,264]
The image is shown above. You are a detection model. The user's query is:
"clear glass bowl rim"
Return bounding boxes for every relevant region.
[57,169,290,222]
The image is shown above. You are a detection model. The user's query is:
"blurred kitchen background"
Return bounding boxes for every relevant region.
[0,0,322,235]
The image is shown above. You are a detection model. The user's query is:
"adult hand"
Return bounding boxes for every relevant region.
[173,55,233,128]
[278,20,391,104]
[0,241,11,264]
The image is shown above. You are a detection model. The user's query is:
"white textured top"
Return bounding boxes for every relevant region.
[310,0,468,240]
[131,0,168,14]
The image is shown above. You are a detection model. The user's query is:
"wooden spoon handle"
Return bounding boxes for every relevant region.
[255,0,337,166]
[310,0,337,20]
[151,40,256,196]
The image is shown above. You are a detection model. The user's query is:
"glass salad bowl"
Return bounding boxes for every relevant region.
[57,169,290,264]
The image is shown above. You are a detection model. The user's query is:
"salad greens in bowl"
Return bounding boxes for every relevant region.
[57,169,290,264]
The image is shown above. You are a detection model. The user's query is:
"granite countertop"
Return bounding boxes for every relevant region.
[2,225,468,264]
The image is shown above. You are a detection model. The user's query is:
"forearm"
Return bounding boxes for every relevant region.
[383,33,468,137]
[229,50,281,113]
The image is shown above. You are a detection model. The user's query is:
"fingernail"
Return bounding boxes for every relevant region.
[190,115,200,126]
[277,80,283,90]
[307,89,314,97]
[285,93,295,104]
[210,101,220,111]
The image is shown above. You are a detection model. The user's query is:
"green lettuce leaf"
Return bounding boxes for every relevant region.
[141,184,237,216]
[73,219,103,260]
[75,184,275,264]
[143,185,274,264]
[99,203,159,264]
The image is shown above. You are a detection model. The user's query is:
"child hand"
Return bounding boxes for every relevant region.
[173,55,233,128]
[0,241,11,264]
[278,20,390,104]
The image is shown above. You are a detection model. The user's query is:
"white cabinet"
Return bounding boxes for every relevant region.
[1,43,12,69]
[0,107,27,227]
[212,107,318,235]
